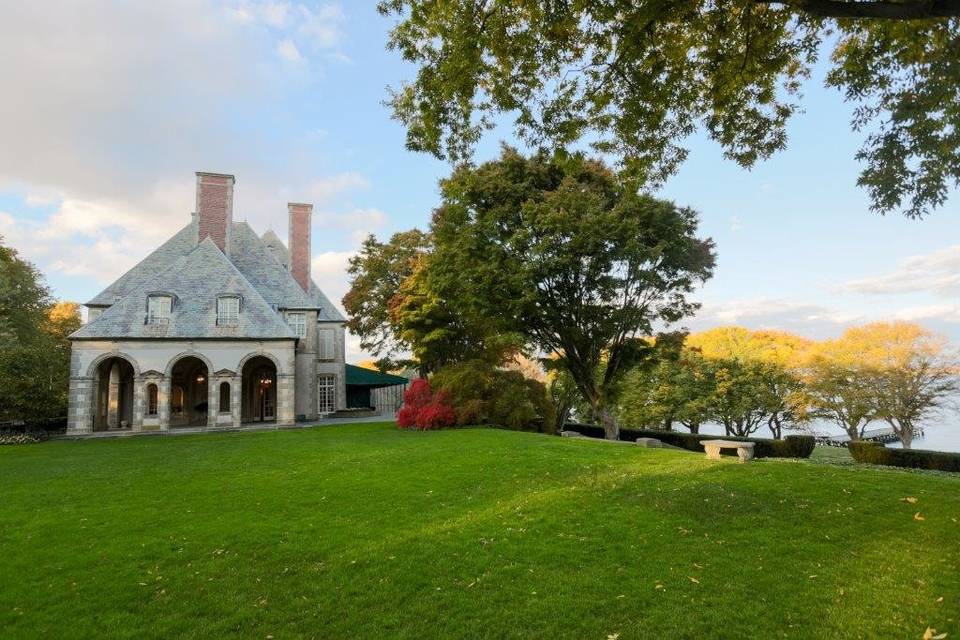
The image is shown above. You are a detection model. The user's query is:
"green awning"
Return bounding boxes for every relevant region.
[345,364,409,389]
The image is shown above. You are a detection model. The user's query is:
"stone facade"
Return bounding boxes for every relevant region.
[66,171,348,435]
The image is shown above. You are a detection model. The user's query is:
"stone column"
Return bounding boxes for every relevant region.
[159,376,171,431]
[132,378,145,432]
[277,374,295,426]
[232,374,242,428]
[207,379,218,430]
[66,376,94,434]
[107,362,120,429]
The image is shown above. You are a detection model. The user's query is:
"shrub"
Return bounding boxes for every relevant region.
[561,423,815,459]
[0,428,48,445]
[431,360,556,433]
[848,441,960,472]
[397,379,457,430]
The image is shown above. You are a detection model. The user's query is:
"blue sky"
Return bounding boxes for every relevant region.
[1,1,957,360]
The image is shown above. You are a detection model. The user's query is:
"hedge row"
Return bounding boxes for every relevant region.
[563,423,815,459]
[0,416,67,434]
[848,441,960,472]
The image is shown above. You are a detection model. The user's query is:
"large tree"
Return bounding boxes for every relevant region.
[428,148,715,439]
[848,322,958,448]
[379,1,959,218]
[617,347,715,433]
[389,253,521,374]
[343,230,431,369]
[0,239,81,422]
[686,327,810,438]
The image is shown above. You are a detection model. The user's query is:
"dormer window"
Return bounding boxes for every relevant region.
[217,296,240,326]
[146,295,172,325]
[286,312,306,337]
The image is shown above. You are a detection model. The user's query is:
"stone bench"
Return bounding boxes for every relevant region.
[702,439,755,463]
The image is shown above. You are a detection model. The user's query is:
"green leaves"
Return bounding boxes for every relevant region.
[382,0,959,217]
[429,149,715,437]
[342,229,431,363]
[0,239,80,421]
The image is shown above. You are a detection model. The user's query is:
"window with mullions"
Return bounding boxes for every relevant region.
[217,296,240,326]
[146,295,172,325]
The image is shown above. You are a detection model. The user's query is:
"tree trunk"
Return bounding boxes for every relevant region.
[599,408,620,441]
[899,421,914,449]
[768,414,782,440]
[688,422,700,435]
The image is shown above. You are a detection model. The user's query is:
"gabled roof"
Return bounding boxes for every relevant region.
[261,229,290,268]
[83,217,347,328]
[309,282,347,322]
[230,222,314,310]
[72,238,296,340]
[87,223,197,306]
[259,228,345,320]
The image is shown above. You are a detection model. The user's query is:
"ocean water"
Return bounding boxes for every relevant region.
[695,415,960,453]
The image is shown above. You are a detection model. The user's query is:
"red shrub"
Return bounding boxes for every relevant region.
[397,379,456,430]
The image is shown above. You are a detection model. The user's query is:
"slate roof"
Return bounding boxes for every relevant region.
[72,239,297,340]
[87,223,197,307]
[230,222,314,310]
[76,217,345,339]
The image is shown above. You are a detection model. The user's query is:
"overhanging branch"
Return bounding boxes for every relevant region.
[754,0,960,18]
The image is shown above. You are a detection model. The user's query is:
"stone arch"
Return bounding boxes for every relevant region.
[88,353,140,431]
[85,351,141,379]
[166,352,213,428]
[240,354,280,423]
[164,350,215,377]
[237,350,284,377]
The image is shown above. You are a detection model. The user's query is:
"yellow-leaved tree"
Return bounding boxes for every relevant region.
[684,327,812,438]
[816,322,959,449]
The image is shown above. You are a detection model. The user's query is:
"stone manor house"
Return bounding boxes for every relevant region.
[66,172,347,434]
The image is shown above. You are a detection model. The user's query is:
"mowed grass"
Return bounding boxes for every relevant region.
[1,424,958,639]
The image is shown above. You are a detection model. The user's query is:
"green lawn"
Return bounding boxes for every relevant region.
[2,424,958,639]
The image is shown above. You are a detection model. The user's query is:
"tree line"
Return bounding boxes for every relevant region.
[0,237,81,423]
[345,148,957,446]
[616,324,958,448]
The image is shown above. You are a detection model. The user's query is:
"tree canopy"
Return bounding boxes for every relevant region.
[379,1,959,218]
[343,229,431,369]
[427,148,716,438]
[0,238,81,422]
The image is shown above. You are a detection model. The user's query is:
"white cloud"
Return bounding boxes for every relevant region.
[0,1,362,288]
[311,250,355,312]
[296,3,344,50]
[261,1,292,27]
[839,245,960,296]
[893,304,960,323]
[686,298,863,339]
[276,38,304,63]
[685,296,960,344]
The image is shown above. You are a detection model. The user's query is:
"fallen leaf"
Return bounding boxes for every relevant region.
[914,512,926,521]
[901,497,918,504]
[689,577,700,584]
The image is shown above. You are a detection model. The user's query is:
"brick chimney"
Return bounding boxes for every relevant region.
[288,202,312,292]
[195,172,235,254]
